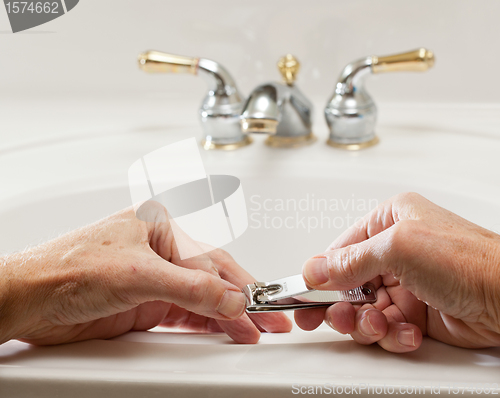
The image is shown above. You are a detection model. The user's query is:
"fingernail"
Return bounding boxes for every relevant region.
[359,315,378,336]
[324,315,336,331]
[217,290,246,319]
[397,329,415,347]
[303,257,329,286]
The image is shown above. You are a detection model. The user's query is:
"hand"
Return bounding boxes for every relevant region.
[296,192,500,352]
[0,203,292,345]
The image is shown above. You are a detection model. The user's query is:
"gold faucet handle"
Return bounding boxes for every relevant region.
[138,51,199,74]
[277,54,300,86]
[372,48,435,73]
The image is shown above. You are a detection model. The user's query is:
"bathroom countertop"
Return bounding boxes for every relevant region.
[0,99,500,397]
[1,325,499,398]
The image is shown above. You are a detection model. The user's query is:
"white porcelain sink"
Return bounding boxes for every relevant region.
[1,103,500,397]
[1,177,500,280]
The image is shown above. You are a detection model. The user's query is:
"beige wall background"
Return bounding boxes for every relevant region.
[0,0,498,103]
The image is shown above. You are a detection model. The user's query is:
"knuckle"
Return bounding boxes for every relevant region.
[395,191,423,204]
[210,248,233,263]
[336,246,362,285]
[207,248,237,278]
[135,200,168,224]
[187,270,214,308]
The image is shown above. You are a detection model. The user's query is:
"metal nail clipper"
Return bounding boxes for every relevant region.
[243,274,376,312]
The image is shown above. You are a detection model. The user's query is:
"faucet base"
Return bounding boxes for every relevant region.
[326,136,379,151]
[265,132,316,148]
[201,135,253,151]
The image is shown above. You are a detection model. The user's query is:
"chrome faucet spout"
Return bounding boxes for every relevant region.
[240,83,280,134]
[240,54,315,148]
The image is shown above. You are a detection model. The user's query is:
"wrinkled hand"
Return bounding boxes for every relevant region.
[0,204,291,345]
[296,192,500,352]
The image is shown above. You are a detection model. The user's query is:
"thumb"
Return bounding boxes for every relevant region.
[134,255,247,320]
[302,232,390,291]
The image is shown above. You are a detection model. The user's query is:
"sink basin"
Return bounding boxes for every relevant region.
[1,177,500,279]
[1,103,500,397]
